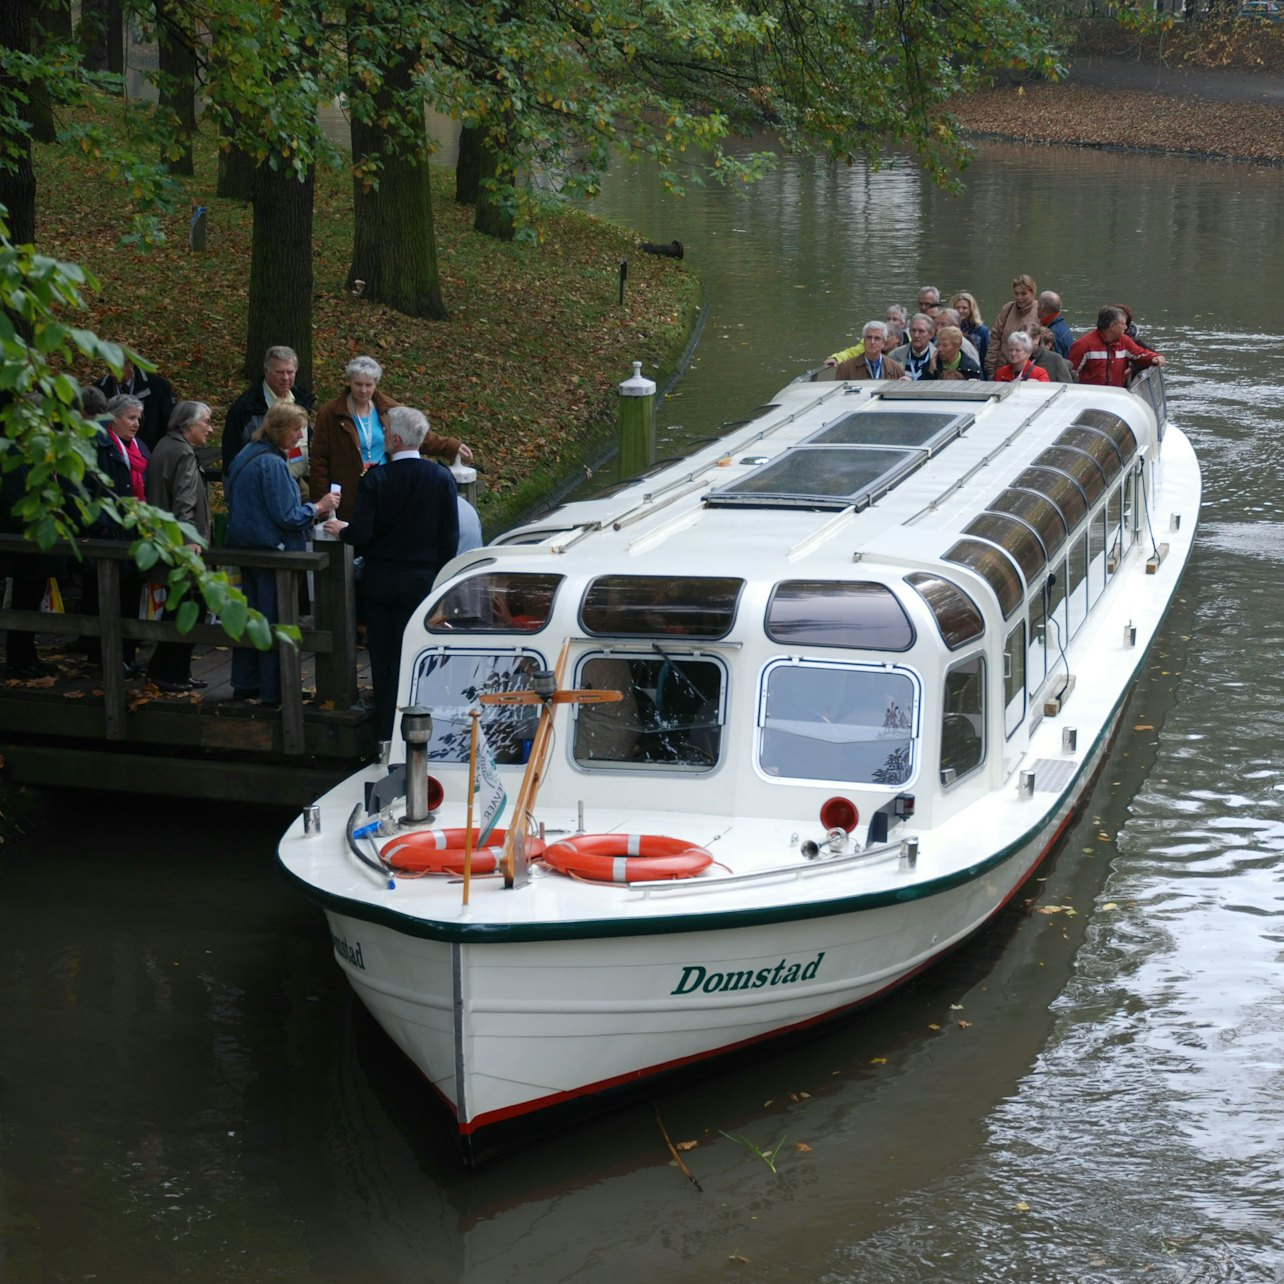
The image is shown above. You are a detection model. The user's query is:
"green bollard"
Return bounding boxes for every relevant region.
[618,360,656,479]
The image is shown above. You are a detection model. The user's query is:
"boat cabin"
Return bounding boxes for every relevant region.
[401,378,1163,843]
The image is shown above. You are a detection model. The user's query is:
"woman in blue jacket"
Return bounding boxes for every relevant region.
[224,402,338,703]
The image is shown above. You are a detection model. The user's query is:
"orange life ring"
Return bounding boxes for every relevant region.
[379,828,544,875]
[542,833,713,884]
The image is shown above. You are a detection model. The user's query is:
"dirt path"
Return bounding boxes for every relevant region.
[953,57,1284,163]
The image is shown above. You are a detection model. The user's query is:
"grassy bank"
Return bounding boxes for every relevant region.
[32,104,702,535]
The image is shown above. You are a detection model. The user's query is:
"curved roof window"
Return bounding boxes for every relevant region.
[426,572,563,633]
[904,573,986,650]
[1034,446,1107,505]
[964,512,1048,583]
[766,581,914,651]
[581,575,743,638]
[1011,466,1089,530]
[942,538,1025,619]
[986,487,1068,558]
[1056,426,1123,482]
[1073,408,1138,462]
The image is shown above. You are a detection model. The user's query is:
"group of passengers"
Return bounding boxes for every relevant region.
[824,278,1165,388]
[3,346,474,736]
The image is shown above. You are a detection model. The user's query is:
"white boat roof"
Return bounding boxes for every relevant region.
[449,379,1157,596]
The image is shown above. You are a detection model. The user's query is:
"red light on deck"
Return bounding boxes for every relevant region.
[819,796,859,833]
[428,775,445,811]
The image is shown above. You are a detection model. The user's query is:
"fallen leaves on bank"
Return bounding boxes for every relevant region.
[952,83,1284,165]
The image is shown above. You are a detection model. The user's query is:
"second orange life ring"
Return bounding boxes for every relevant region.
[542,833,713,884]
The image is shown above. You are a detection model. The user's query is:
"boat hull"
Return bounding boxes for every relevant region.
[320,722,1105,1165]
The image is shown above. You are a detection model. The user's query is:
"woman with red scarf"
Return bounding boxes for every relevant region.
[84,395,150,675]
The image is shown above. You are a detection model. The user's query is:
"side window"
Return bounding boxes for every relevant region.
[941,654,985,786]
[1107,484,1123,575]
[409,648,544,764]
[1087,507,1107,606]
[573,653,724,769]
[1067,533,1089,639]
[1004,620,1026,738]
[1046,559,1068,663]
[759,662,917,786]
[1027,583,1047,698]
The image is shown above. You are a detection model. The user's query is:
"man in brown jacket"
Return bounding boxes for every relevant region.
[835,322,905,381]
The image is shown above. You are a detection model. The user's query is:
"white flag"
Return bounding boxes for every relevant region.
[474,720,507,845]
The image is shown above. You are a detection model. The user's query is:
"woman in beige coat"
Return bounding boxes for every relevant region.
[984,275,1039,378]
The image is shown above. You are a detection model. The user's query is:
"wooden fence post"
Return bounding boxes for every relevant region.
[312,543,358,709]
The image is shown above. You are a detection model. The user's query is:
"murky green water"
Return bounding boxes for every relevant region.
[3,140,1283,1282]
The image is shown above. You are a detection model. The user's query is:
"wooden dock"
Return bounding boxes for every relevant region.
[1,535,379,805]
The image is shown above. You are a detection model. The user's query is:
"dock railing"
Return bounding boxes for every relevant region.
[0,535,358,756]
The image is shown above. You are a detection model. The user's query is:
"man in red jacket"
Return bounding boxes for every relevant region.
[1069,306,1165,386]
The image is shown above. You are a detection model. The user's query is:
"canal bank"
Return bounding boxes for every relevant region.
[955,55,1284,164]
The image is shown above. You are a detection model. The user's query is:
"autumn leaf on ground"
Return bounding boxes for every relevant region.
[793,1142,812,1152]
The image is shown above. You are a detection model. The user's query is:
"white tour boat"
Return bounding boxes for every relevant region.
[279,369,1200,1166]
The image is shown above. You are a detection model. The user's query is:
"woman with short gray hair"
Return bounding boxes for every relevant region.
[311,357,470,521]
[994,328,1050,383]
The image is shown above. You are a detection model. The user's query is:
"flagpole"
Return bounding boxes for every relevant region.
[463,710,480,906]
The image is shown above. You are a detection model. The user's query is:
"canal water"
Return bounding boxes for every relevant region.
[3,140,1283,1283]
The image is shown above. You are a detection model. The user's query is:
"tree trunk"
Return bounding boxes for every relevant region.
[29,0,72,144]
[156,0,196,176]
[217,130,256,201]
[347,58,447,321]
[455,123,482,205]
[0,0,38,244]
[245,162,314,385]
[79,0,122,75]
[473,134,515,242]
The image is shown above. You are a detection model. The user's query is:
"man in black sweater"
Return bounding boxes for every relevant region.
[323,406,458,739]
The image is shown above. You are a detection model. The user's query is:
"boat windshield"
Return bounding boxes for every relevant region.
[408,647,546,764]
[573,652,724,769]
[758,661,918,786]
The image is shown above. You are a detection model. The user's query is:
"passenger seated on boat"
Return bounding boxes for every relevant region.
[833,322,904,381]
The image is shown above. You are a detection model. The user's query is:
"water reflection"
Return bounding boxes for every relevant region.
[4,140,1284,1282]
